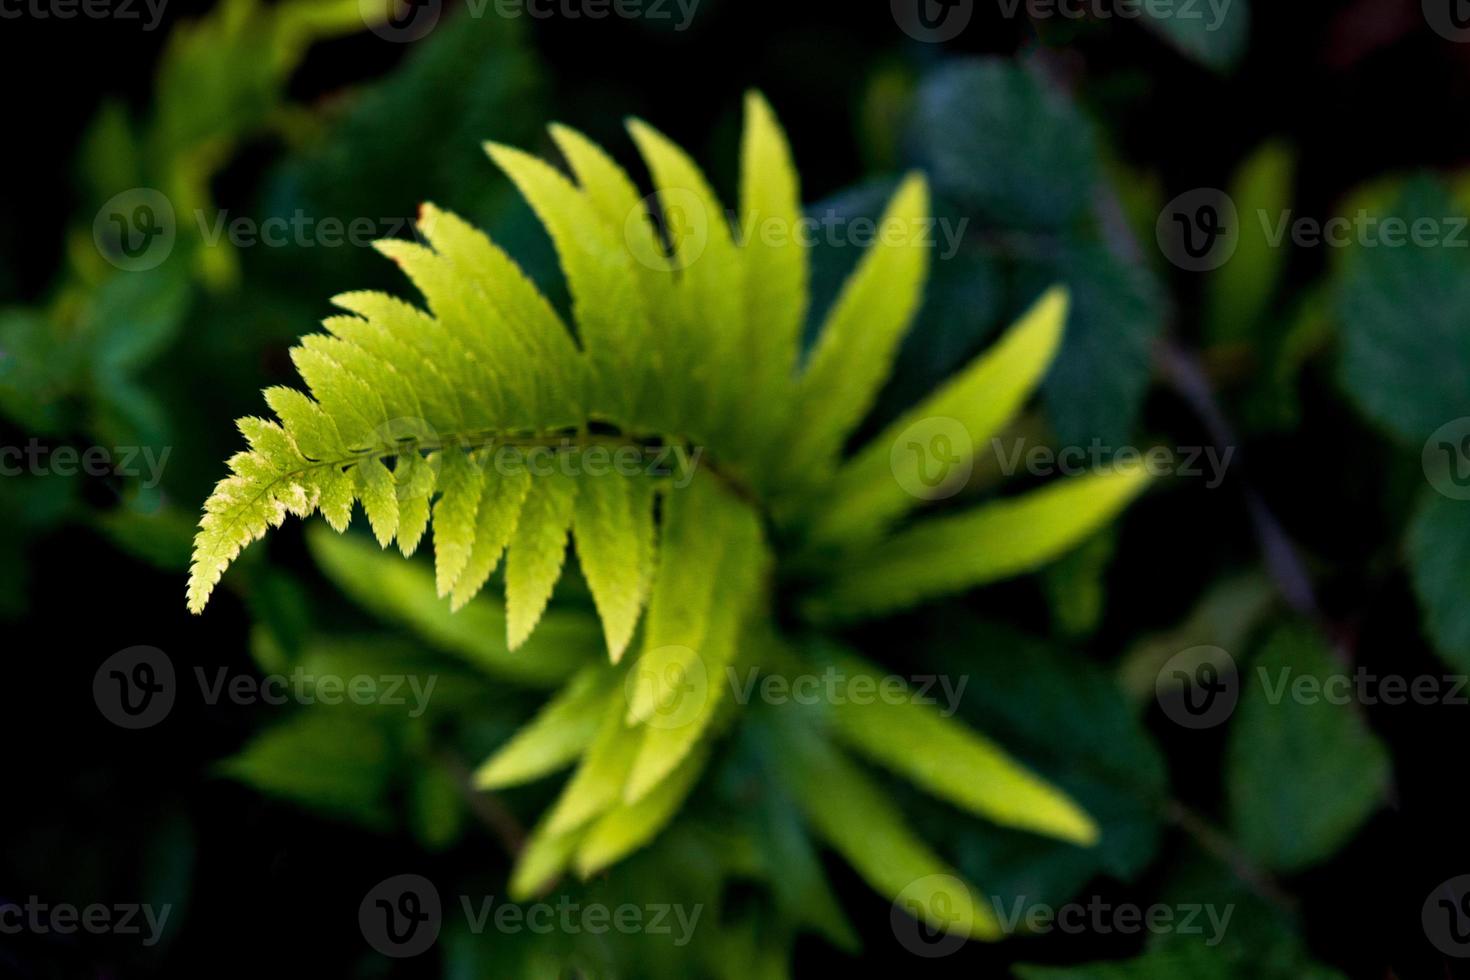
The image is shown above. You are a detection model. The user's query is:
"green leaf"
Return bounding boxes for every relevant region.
[1205,142,1294,343]
[449,464,532,611]
[909,59,1097,230]
[1226,623,1390,871]
[572,471,657,663]
[474,665,617,790]
[307,525,593,688]
[627,117,746,445]
[738,89,808,449]
[622,481,766,803]
[542,692,642,836]
[431,446,487,596]
[822,648,1097,845]
[1137,0,1252,72]
[217,710,397,831]
[773,710,1001,941]
[506,469,579,649]
[810,464,1151,620]
[485,140,644,422]
[1336,177,1470,444]
[780,174,931,485]
[907,616,1167,907]
[815,286,1068,545]
[1409,493,1470,670]
[1021,241,1165,448]
[574,744,710,877]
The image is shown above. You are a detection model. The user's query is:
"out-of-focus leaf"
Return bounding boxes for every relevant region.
[1118,572,1276,703]
[89,267,192,373]
[410,762,466,851]
[908,59,1097,231]
[93,504,196,570]
[217,710,398,830]
[1408,493,1470,671]
[474,665,617,789]
[1019,241,1165,448]
[1226,623,1390,871]
[1206,142,1293,343]
[1336,177,1470,444]
[802,180,1004,429]
[809,463,1150,620]
[821,648,1098,845]
[918,616,1168,908]
[307,525,595,688]
[1041,529,1115,639]
[1136,0,1252,71]
[773,707,1000,941]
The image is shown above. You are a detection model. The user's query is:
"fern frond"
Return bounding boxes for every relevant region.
[192,93,1157,934]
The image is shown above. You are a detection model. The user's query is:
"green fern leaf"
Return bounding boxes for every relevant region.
[505,468,579,649]
[809,463,1152,621]
[775,711,1001,941]
[574,743,710,877]
[572,470,656,663]
[824,649,1097,844]
[813,286,1069,544]
[473,664,615,789]
[189,95,1158,926]
[541,690,642,836]
[778,173,931,489]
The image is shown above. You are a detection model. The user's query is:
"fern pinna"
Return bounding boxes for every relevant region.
[189,93,1149,941]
